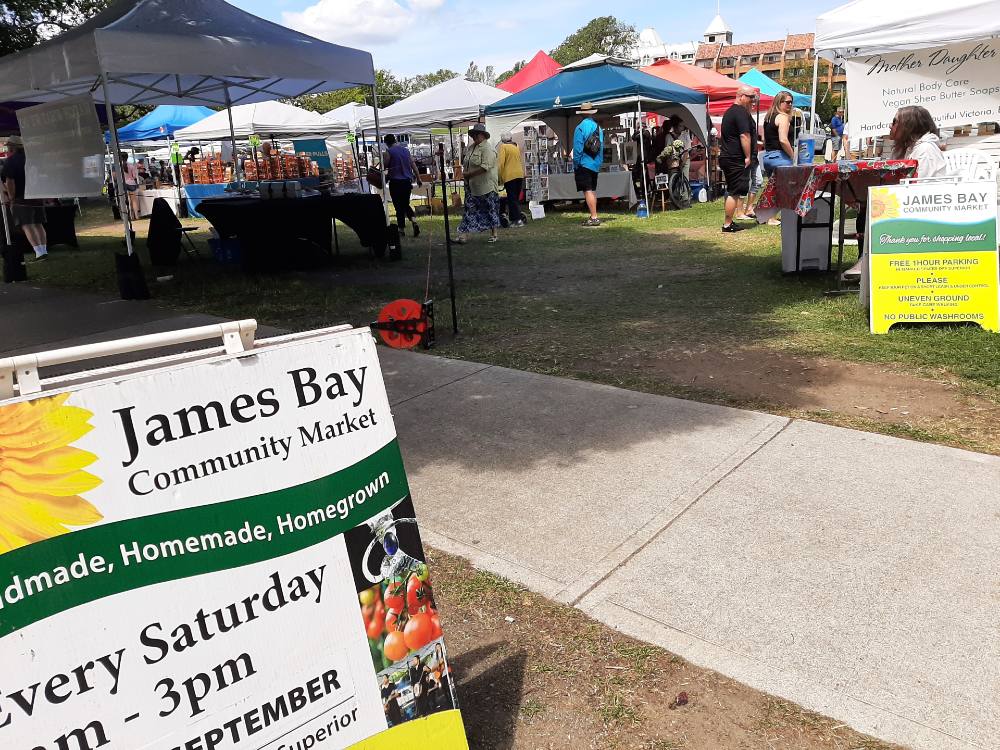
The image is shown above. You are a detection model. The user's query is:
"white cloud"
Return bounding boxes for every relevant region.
[283,0,413,46]
[410,0,446,9]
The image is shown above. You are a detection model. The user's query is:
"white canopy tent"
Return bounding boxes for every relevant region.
[174,100,335,140]
[0,0,375,106]
[321,103,373,174]
[0,0,380,258]
[814,0,1000,56]
[358,77,508,131]
[809,0,1000,130]
[324,102,374,134]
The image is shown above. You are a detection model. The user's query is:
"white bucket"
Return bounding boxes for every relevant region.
[529,201,545,220]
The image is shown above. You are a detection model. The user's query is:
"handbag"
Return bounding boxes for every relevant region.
[367,166,384,189]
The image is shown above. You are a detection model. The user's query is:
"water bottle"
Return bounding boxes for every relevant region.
[636,199,649,219]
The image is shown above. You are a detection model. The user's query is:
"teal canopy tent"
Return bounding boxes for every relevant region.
[738,68,811,108]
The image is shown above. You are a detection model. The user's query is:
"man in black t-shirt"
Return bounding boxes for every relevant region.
[1,137,47,258]
[719,85,758,233]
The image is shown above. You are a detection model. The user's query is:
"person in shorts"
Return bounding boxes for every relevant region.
[1,136,47,259]
[719,85,758,233]
[573,102,603,227]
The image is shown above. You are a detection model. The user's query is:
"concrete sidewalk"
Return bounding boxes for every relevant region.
[4,286,996,750]
[379,351,998,750]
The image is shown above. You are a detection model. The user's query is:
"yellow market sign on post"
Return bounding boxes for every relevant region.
[868,180,1000,334]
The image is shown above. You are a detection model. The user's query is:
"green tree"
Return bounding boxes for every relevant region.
[779,58,838,122]
[549,16,636,66]
[0,0,110,55]
[407,68,457,94]
[0,1,156,123]
[288,68,410,114]
[463,61,495,86]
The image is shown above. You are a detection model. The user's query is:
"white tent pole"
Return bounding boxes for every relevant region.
[810,54,821,134]
[223,84,241,182]
[370,84,389,222]
[101,73,135,256]
[637,99,648,208]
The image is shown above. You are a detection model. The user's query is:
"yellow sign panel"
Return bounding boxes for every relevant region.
[868,181,1000,334]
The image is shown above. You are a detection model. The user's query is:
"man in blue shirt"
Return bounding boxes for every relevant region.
[383,134,420,237]
[573,102,604,227]
[830,108,845,157]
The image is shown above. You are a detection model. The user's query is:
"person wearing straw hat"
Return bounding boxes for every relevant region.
[573,102,603,227]
[1,136,47,259]
[454,123,500,244]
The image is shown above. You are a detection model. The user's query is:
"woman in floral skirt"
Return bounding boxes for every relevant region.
[455,124,500,244]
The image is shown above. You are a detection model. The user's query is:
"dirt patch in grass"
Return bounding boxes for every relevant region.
[574,346,1000,452]
[430,547,902,750]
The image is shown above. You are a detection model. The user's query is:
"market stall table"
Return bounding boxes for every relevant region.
[196,192,387,273]
[545,171,637,205]
[136,188,182,217]
[756,159,918,278]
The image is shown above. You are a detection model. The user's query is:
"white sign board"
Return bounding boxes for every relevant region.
[0,328,469,750]
[16,94,106,199]
[846,39,1000,140]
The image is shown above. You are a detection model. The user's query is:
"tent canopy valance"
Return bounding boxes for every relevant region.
[0,0,375,107]
[814,0,1000,57]
[738,68,809,108]
[484,61,709,144]
[174,100,335,140]
[358,77,509,131]
[114,104,214,142]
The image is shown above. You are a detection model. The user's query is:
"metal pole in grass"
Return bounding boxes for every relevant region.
[223,84,241,183]
[637,99,648,208]
[101,74,134,255]
[437,142,458,335]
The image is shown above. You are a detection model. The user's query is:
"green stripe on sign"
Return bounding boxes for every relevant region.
[0,440,408,636]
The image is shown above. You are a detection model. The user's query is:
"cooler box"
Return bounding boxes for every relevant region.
[780,193,832,272]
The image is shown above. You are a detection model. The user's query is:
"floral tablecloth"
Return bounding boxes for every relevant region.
[755,160,919,223]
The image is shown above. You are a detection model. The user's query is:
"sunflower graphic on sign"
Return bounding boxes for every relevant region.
[870,189,901,220]
[0,394,102,554]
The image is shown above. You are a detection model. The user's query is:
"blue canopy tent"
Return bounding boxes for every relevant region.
[738,68,811,108]
[114,104,214,142]
[484,58,709,200]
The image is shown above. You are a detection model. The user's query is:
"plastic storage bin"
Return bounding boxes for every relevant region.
[780,193,832,272]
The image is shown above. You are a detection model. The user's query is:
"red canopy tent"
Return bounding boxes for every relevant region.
[641,58,773,116]
[497,50,562,94]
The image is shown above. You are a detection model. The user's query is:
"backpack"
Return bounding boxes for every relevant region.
[583,126,602,158]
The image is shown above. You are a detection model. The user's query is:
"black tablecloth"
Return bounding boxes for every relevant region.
[197,193,387,273]
[44,204,79,249]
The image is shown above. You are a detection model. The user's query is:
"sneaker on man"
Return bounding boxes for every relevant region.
[721,223,743,233]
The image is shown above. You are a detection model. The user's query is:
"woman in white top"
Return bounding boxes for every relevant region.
[890,105,947,178]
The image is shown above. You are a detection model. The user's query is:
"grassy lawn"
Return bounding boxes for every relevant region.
[33,198,1000,452]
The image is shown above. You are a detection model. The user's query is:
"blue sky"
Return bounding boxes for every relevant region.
[232,1,823,77]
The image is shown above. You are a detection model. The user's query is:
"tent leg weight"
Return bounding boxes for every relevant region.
[114,248,150,300]
[387,224,402,262]
[3,239,26,283]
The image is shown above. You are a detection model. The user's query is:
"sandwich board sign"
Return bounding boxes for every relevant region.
[0,326,468,750]
[867,179,1000,333]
